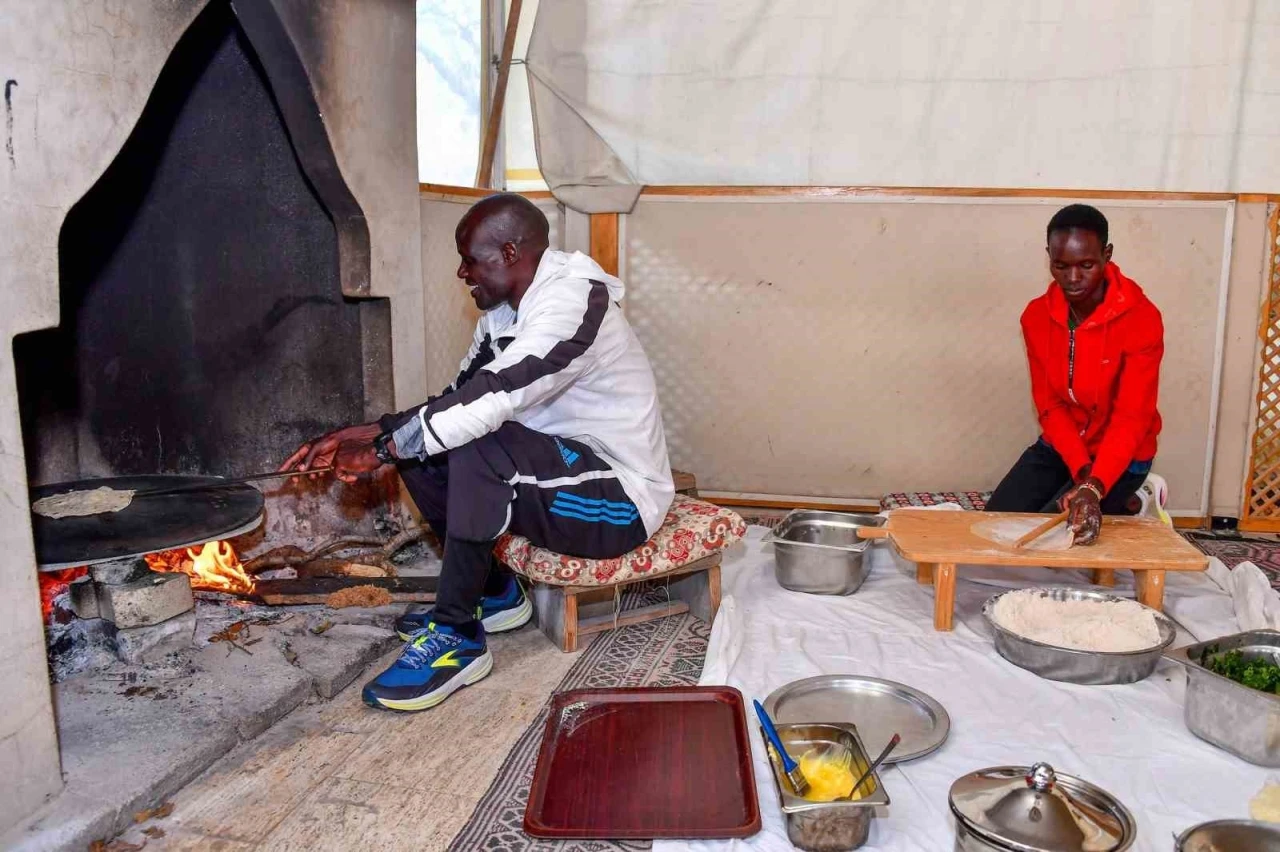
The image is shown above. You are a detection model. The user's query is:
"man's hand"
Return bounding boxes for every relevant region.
[1059,476,1104,546]
[279,422,385,484]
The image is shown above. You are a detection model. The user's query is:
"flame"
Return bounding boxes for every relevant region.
[146,540,255,595]
[38,567,87,621]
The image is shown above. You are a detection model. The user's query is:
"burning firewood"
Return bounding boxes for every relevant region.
[146,541,255,595]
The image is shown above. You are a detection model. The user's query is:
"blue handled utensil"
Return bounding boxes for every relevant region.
[753,699,809,796]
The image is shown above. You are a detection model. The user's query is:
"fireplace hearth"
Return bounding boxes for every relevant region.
[1,0,425,846]
[17,0,410,659]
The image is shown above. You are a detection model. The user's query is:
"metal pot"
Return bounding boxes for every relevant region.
[1175,820,1280,851]
[949,762,1136,852]
[763,510,884,596]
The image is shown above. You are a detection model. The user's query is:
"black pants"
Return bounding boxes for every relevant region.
[397,421,649,629]
[986,440,1148,515]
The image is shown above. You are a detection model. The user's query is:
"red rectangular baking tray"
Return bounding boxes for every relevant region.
[524,686,761,839]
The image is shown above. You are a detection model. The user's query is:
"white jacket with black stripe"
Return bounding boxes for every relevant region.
[386,250,674,537]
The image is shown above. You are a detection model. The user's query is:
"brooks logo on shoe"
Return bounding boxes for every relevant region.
[431,650,463,669]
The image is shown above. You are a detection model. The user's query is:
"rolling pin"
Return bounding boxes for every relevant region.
[1014,510,1070,549]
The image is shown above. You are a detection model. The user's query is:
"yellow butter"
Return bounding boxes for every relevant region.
[798,748,856,802]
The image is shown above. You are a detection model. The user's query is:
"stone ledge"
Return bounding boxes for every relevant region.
[0,610,404,851]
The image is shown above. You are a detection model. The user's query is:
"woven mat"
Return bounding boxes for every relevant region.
[447,597,710,851]
[1186,531,1280,591]
[881,491,991,511]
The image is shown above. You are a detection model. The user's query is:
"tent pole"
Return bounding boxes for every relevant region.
[475,0,522,189]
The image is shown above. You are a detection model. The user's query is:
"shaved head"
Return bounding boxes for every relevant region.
[457,193,550,259]
[454,193,550,310]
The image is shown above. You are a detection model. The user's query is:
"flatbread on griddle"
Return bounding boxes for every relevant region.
[32,486,135,519]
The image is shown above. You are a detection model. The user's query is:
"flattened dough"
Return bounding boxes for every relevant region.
[32,486,135,519]
[971,516,1074,551]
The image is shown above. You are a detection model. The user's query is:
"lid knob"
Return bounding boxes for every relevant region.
[1027,762,1057,792]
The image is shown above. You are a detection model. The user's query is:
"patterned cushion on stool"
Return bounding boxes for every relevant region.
[495,495,747,586]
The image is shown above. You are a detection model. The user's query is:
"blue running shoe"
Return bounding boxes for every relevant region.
[395,576,532,641]
[362,622,492,712]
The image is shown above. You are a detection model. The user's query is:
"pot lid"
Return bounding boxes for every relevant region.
[949,763,1134,852]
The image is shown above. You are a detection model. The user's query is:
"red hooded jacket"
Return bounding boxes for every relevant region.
[1021,262,1163,493]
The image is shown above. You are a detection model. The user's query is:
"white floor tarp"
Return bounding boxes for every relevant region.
[654,522,1274,852]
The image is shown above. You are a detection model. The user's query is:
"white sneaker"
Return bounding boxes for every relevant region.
[1136,472,1171,526]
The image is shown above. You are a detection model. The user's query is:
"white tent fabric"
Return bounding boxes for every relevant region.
[526,0,1280,212]
[653,518,1276,851]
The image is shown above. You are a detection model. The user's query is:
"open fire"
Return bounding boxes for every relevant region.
[146,540,255,595]
[38,567,88,621]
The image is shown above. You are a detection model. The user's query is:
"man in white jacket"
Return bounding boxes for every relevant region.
[279,194,674,712]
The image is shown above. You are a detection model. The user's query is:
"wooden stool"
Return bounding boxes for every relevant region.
[527,554,721,652]
[494,492,746,652]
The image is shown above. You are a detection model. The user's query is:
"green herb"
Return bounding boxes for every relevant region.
[1203,646,1280,694]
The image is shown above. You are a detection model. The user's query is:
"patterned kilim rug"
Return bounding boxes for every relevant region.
[447,603,710,851]
[1185,531,1280,591]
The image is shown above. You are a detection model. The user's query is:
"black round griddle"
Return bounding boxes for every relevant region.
[31,475,265,569]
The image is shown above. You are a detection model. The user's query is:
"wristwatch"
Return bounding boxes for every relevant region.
[372,431,397,464]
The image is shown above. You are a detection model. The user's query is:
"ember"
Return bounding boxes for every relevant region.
[38,567,87,621]
[146,541,255,595]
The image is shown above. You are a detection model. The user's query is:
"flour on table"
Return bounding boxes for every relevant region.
[32,486,135,519]
[971,516,1074,551]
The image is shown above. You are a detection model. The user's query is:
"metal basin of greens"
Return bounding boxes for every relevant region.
[1166,629,1280,766]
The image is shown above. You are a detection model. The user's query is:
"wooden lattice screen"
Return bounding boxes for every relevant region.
[1242,203,1280,530]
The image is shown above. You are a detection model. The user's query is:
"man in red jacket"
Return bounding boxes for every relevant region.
[986,204,1164,545]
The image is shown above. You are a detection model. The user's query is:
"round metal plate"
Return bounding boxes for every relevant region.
[763,675,950,764]
[31,475,265,569]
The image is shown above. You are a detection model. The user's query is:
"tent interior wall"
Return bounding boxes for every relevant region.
[421,184,1273,522]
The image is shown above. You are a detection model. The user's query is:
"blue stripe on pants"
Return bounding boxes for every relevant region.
[550,491,639,525]
[553,491,638,512]
[550,501,640,521]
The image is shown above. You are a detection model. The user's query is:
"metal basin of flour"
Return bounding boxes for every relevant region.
[982,588,1177,685]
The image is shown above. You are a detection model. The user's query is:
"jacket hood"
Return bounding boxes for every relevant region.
[1042,261,1146,327]
[534,249,626,301]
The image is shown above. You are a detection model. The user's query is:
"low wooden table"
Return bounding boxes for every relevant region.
[862,510,1209,631]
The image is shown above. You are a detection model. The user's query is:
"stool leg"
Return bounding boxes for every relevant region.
[1134,569,1166,611]
[530,583,577,653]
[707,563,722,622]
[563,592,578,652]
[1092,569,1116,587]
[669,555,722,624]
[934,563,957,631]
[917,562,934,585]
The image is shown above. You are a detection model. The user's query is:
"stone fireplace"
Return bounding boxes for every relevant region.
[0,0,424,839]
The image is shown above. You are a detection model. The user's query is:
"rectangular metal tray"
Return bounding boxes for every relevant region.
[524,686,761,839]
[1168,629,1280,766]
[763,511,884,596]
[762,723,888,851]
